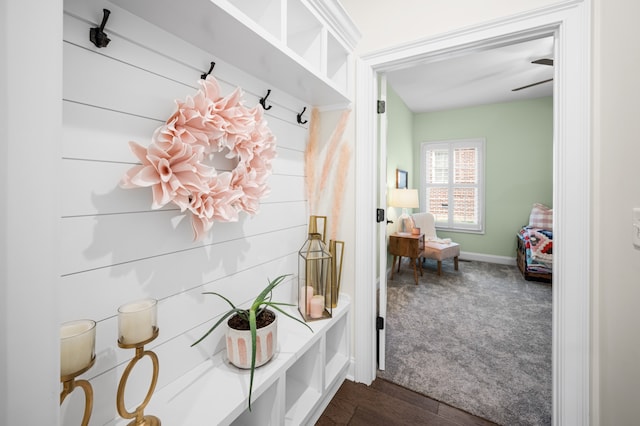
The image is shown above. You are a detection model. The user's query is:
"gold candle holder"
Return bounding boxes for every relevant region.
[329,240,344,308]
[309,215,327,242]
[60,319,97,426]
[116,326,161,426]
[60,357,95,426]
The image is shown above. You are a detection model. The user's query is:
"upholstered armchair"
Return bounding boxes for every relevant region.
[406,212,460,275]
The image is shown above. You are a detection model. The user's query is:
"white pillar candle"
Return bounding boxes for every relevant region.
[118,299,157,344]
[310,295,324,319]
[299,285,314,315]
[60,319,96,377]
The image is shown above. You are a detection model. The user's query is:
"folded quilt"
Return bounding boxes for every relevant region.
[519,226,553,269]
[528,228,553,266]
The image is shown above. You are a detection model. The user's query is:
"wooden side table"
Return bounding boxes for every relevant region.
[389,232,424,285]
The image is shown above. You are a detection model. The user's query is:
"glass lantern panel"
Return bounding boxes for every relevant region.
[298,233,332,321]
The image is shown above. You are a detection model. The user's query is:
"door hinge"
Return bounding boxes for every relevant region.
[376,208,385,223]
[377,100,386,114]
[376,316,384,330]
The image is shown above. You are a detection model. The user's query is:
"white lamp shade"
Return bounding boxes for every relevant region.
[389,188,419,209]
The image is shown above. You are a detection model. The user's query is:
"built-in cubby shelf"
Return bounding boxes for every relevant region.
[229,380,280,426]
[112,0,358,106]
[285,339,323,424]
[327,30,350,95]
[107,296,350,426]
[325,311,349,386]
[286,0,323,74]
[227,0,282,41]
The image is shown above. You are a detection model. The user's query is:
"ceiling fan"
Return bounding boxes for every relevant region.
[512,58,554,91]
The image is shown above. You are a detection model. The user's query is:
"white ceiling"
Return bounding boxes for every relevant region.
[385,36,555,113]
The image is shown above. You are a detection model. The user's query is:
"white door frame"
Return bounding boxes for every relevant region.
[353,1,592,424]
[377,73,388,370]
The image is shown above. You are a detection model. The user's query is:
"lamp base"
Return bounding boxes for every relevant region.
[398,211,412,233]
[125,415,160,426]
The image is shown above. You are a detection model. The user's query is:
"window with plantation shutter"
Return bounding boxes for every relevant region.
[420,139,485,233]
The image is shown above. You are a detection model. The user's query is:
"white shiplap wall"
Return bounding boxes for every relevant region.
[61,0,310,423]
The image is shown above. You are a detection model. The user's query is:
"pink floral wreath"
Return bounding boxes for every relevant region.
[121,76,276,240]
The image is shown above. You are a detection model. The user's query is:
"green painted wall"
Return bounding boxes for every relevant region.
[386,85,415,235]
[412,97,553,257]
[387,86,414,189]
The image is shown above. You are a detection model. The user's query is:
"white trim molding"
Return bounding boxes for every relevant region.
[353,57,378,385]
[2,0,63,423]
[307,0,362,51]
[460,252,516,266]
[352,1,591,424]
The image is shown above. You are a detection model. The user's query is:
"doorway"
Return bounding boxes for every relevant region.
[352,3,591,424]
[377,35,555,425]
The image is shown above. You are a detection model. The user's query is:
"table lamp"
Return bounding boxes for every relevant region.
[389,188,419,233]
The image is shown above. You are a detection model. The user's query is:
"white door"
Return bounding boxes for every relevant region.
[377,74,389,370]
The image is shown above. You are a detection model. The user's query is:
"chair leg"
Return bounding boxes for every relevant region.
[437,260,442,276]
[454,256,459,271]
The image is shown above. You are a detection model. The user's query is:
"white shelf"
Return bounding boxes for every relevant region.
[285,374,322,425]
[327,30,350,94]
[286,0,323,74]
[107,296,350,426]
[285,339,323,425]
[226,0,282,41]
[229,380,281,426]
[325,313,349,386]
[111,0,355,106]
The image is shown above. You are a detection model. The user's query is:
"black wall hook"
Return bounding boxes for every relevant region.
[259,89,273,110]
[90,9,111,48]
[297,107,308,124]
[200,62,216,79]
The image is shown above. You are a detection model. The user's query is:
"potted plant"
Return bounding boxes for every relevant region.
[191,274,312,410]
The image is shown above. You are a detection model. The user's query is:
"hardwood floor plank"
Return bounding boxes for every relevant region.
[437,403,498,426]
[318,396,355,425]
[317,379,496,426]
[348,405,397,425]
[371,378,440,413]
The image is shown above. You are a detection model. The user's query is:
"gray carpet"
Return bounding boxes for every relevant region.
[378,259,552,426]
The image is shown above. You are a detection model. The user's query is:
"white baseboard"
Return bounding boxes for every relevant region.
[385,252,516,267]
[347,356,356,382]
[460,251,516,266]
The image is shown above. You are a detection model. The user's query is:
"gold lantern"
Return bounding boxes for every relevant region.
[298,232,332,321]
[309,215,327,241]
[329,240,344,308]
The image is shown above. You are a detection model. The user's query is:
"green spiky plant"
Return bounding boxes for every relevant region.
[191,274,312,410]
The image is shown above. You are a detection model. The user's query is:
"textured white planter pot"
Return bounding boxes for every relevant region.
[226,313,277,369]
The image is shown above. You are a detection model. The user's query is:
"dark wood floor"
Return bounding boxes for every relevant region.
[316,378,498,426]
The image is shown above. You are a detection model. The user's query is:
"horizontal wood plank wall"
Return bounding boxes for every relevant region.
[61,0,310,423]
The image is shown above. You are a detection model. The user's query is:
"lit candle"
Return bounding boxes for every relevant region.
[118,299,157,345]
[299,285,314,315]
[60,319,96,377]
[310,295,324,319]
